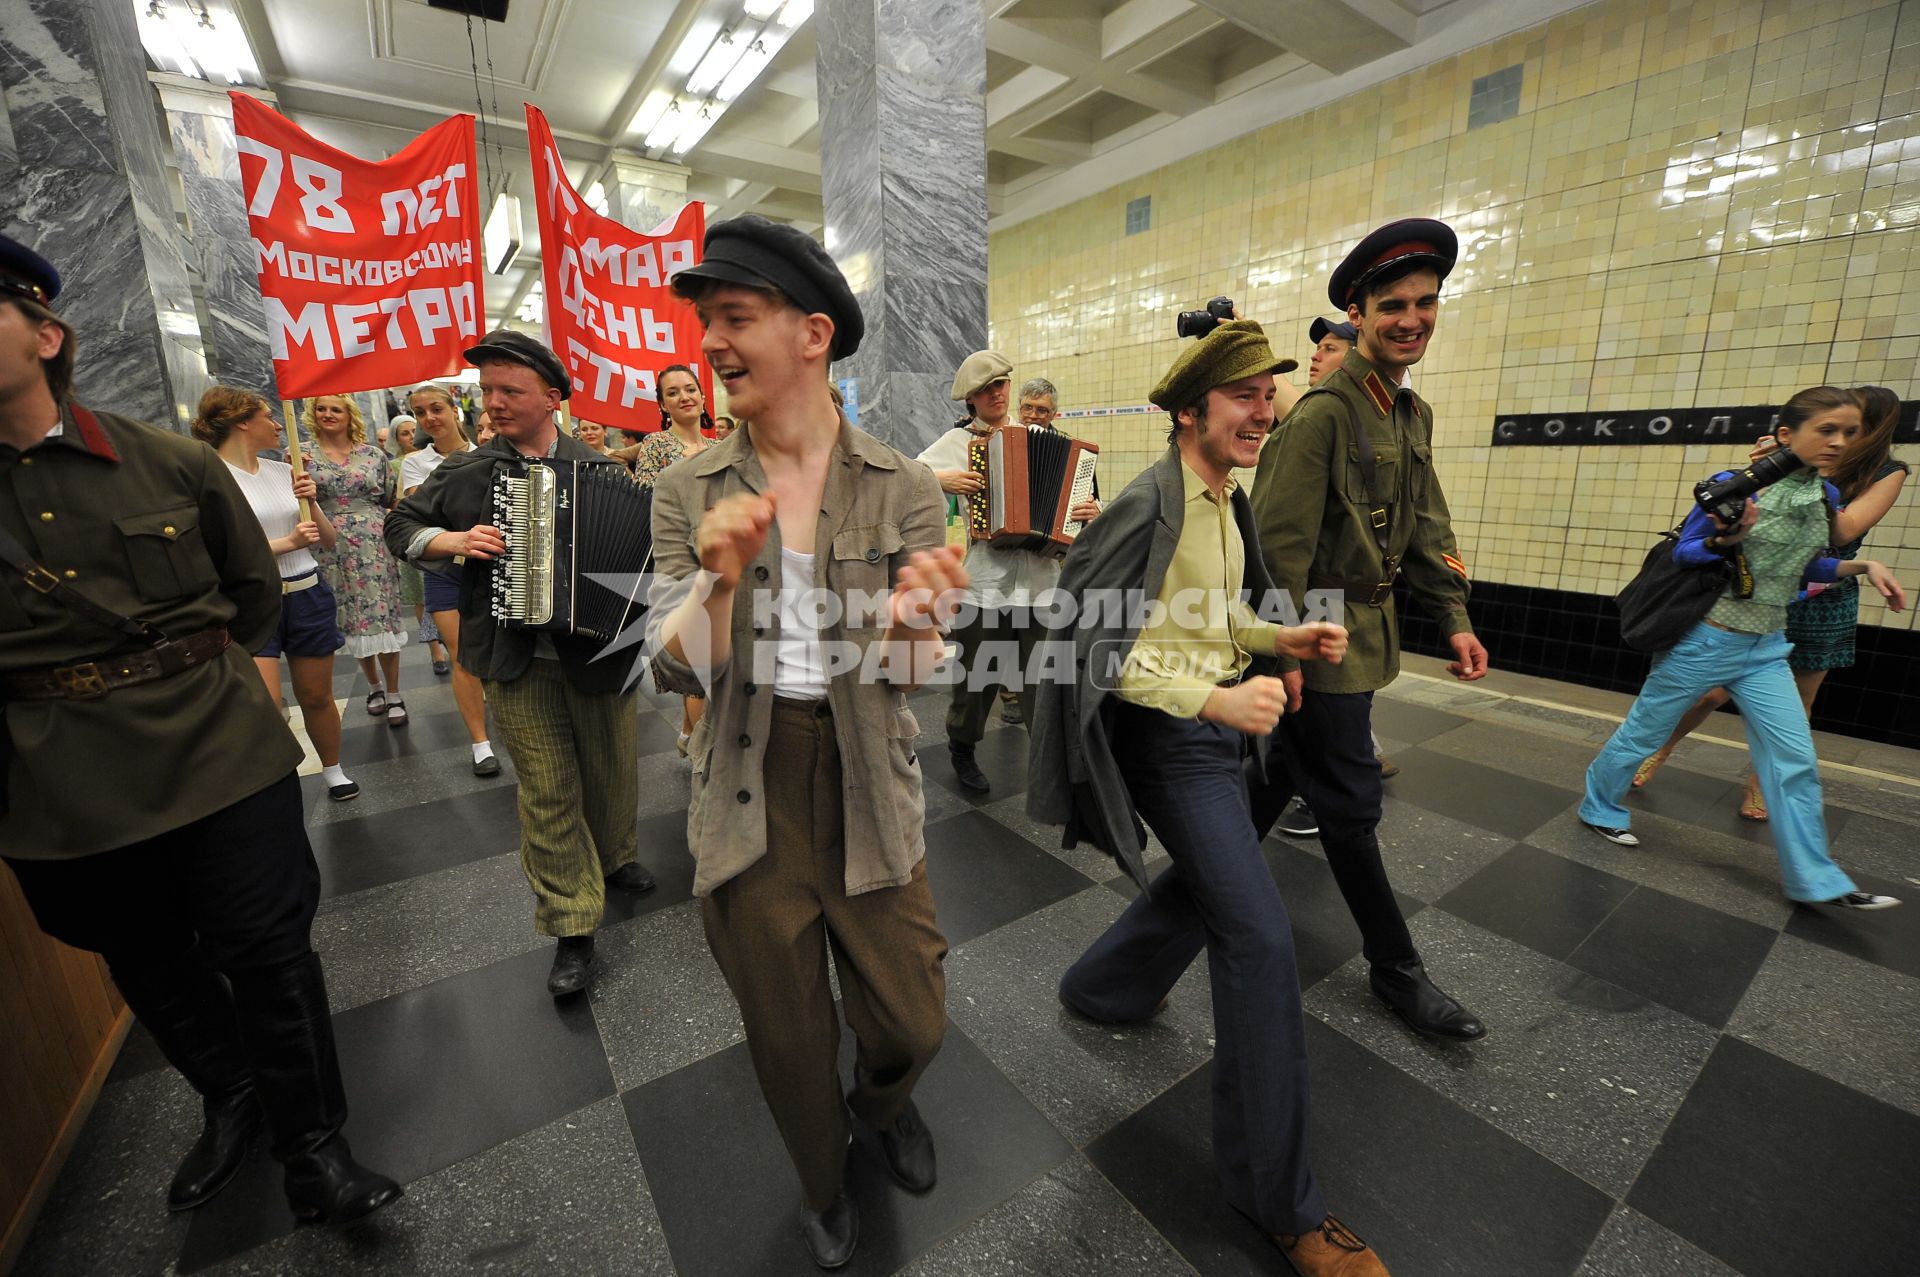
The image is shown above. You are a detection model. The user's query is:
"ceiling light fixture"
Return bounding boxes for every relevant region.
[743,0,783,18]
[483,192,523,275]
[715,37,775,102]
[644,99,685,151]
[627,87,674,138]
[670,102,718,156]
[685,27,745,98]
[776,0,813,27]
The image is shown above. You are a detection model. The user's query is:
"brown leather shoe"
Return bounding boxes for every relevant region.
[1274,1216,1389,1276]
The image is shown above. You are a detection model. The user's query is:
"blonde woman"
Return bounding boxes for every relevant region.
[305,395,411,725]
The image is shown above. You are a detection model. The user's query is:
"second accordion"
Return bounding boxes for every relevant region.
[487,457,654,645]
[964,426,1099,556]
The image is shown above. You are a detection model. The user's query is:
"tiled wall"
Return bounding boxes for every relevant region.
[988,0,1920,648]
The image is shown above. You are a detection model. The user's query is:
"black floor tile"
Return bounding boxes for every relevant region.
[1627,764,1855,849]
[1437,844,1636,961]
[919,725,1033,804]
[311,785,524,899]
[601,809,698,927]
[925,810,1097,947]
[1367,698,1471,746]
[622,1019,1072,1277]
[1377,748,1579,840]
[1783,866,1920,980]
[1087,1019,1612,1276]
[335,708,480,765]
[1628,1036,1920,1277]
[176,947,616,1272]
[1566,886,1778,1028]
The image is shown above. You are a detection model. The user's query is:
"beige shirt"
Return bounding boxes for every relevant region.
[646,418,947,896]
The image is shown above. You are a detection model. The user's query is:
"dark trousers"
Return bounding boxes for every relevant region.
[1061,703,1326,1235]
[944,606,1042,745]
[1251,690,1418,968]
[702,698,949,1211]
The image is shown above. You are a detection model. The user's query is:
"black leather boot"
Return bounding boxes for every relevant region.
[547,935,595,997]
[1369,959,1487,1041]
[227,953,401,1227]
[105,952,260,1211]
[948,741,991,794]
[874,1098,937,1193]
[801,1189,859,1269]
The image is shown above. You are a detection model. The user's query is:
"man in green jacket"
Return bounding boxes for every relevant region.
[1250,218,1490,1043]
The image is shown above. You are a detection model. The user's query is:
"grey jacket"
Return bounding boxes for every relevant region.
[1026,446,1277,893]
[645,419,946,897]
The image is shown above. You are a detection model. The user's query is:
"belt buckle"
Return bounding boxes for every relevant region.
[1368,581,1393,605]
[53,661,110,699]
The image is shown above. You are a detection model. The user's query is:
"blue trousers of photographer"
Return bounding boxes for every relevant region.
[1580,620,1856,902]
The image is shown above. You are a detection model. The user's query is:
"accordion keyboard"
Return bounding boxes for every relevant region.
[1060,448,1098,540]
[491,464,557,626]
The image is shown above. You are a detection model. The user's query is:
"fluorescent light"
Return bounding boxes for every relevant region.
[626,87,674,137]
[585,181,609,216]
[715,37,776,102]
[136,1,203,78]
[644,100,685,151]
[483,193,523,275]
[686,27,746,98]
[744,0,782,17]
[670,103,718,155]
[776,0,813,27]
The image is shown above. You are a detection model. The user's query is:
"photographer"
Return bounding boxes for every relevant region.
[1579,386,1904,911]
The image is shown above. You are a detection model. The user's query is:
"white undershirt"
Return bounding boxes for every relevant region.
[224,456,317,577]
[773,545,829,700]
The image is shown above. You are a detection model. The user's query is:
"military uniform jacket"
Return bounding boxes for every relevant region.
[1251,348,1471,693]
[384,434,631,695]
[0,404,300,860]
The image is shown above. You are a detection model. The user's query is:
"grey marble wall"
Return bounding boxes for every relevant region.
[817,0,988,454]
[161,82,278,405]
[0,0,208,430]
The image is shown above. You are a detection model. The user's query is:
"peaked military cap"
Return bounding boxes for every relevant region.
[1329,218,1457,310]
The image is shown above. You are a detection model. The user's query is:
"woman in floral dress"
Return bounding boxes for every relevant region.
[306,394,412,727]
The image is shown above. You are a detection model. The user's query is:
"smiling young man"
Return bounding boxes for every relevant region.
[645,215,967,1271]
[1250,218,1489,1044]
[386,329,657,998]
[1029,320,1388,1276]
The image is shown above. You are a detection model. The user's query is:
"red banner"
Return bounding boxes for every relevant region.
[527,104,705,433]
[231,92,484,398]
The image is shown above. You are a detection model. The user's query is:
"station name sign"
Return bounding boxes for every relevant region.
[1491,402,1920,446]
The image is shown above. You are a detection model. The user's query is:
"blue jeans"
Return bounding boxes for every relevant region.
[1580,621,1855,902]
[1061,702,1326,1235]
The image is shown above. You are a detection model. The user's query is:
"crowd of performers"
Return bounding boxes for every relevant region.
[0,205,1905,1275]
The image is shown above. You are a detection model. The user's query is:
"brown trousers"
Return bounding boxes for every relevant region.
[701,697,948,1210]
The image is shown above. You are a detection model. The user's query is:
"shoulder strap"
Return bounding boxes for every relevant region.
[1338,406,1392,559]
[0,521,169,647]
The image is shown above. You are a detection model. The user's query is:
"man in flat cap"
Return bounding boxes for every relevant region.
[1250,217,1489,1043]
[0,234,400,1224]
[387,327,658,998]
[645,214,968,1270]
[1029,321,1391,1276]
[915,351,1099,791]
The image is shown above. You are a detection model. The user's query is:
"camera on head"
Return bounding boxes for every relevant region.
[1693,448,1806,525]
[1176,296,1236,340]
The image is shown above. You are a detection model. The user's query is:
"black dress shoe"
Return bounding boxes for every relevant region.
[168,1089,262,1211]
[1370,961,1486,1041]
[801,1190,859,1269]
[472,753,502,778]
[875,1098,937,1193]
[948,743,991,794]
[547,936,595,997]
[284,1134,402,1227]
[605,862,657,893]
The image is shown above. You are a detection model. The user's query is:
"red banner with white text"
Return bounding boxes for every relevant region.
[526,104,705,433]
[231,92,484,398]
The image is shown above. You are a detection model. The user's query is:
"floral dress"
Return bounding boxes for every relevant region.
[310,443,409,657]
[630,428,708,489]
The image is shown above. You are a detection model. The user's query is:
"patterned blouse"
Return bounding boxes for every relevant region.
[630,428,709,489]
[1706,467,1834,635]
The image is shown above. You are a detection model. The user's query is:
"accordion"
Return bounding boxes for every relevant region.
[488,458,654,644]
[964,426,1099,556]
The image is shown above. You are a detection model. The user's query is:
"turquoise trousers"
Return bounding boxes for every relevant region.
[1581,621,1856,903]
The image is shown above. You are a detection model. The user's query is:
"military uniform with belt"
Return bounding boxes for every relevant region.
[1250,218,1487,1043]
[0,235,400,1225]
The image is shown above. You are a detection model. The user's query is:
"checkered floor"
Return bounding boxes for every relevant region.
[17,644,1920,1276]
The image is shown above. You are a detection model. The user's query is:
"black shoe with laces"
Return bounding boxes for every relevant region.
[1277,798,1319,838]
[1829,891,1900,910]
[546,936,595,998]
[874,1099,936,1193]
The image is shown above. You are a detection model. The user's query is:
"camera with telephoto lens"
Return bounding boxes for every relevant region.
[1693,448,1806,525]
[1176,296,1236,339]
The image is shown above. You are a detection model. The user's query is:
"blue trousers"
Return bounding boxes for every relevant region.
[1061,702,1326,1235]
[1580,621,1855,903]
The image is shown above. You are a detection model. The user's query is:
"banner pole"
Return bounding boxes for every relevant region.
[282,398,313,523]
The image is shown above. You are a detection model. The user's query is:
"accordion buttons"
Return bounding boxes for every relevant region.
[864,548,880,563]
[736,790,751,804]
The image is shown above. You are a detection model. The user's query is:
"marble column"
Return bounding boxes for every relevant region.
[156,75,278,405]
[0,0,209,430]
[603,156,691,234]
[816,0,988,454]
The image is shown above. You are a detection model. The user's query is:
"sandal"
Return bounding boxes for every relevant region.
[386,697,409,729]
[1739,776,1767,822]
[365,690,387,716]
[1632,753,1667,789]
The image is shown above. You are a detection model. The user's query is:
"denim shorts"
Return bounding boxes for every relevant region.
[260,575,345,659]
[422,566,462,614]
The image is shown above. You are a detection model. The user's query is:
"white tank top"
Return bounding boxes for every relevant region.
[773,545,830,700]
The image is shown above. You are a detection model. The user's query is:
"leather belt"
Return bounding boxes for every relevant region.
[2,628,232,702]
[1309,562,1401,607]
[283,573,319,595]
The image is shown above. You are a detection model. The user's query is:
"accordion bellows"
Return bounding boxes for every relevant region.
[488,459,654,644]
[965,426,1099,556]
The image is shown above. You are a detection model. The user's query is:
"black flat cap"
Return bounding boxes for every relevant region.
[464,328,571,399]
[670,214,864,361]
[1309,316,1358,345]
[1329,218,1457,310]
[0,233,61,307]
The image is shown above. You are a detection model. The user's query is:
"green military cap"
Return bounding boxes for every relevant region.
[1149,320,1297,410]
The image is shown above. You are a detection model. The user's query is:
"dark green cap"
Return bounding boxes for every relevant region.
[1149,320,1296,410]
